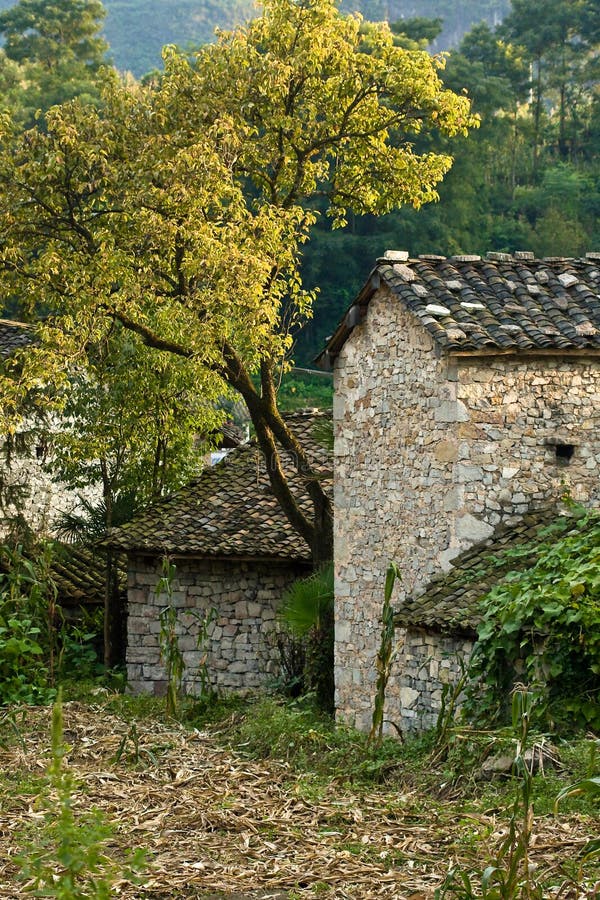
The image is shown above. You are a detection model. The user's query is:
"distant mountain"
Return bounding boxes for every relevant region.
[0,0,510,78]
[359,1,510,52]
[100,0,256,76]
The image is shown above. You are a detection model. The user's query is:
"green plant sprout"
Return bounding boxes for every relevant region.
[368,561,401,749]
[436,687,546,899]
[157,557,184,718]
[189,605,218,699]
[17,690,146,897]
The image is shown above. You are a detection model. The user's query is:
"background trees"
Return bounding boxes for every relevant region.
[0,0,108,122]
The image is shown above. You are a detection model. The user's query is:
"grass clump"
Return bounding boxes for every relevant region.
[217,694,431,786]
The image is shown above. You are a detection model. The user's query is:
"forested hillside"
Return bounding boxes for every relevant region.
[0,0,509,75]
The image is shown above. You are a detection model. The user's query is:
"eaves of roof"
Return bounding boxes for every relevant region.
[316,251,600,369]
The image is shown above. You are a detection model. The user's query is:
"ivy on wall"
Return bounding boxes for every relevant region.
[467,509,600,731]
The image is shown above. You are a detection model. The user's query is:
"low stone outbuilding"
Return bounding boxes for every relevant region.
[319,251,600,734]
[110,410,330,696]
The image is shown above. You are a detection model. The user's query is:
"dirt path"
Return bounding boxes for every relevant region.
[0,703,594,898]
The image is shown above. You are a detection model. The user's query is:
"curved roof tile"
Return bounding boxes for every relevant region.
[318,254,600,366]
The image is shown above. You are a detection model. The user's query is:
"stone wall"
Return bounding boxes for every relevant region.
[333,285,600,733]
[390,628,473,734]
[126,556,307,695]
[0,427,100,539]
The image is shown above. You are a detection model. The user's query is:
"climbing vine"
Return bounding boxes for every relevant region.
[466,510,600,731]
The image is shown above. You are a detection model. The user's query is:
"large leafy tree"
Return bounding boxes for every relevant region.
[52,327,225,525]
[0,0,476,563]
[50,323,227,665]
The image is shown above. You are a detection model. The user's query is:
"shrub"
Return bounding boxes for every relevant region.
[278,563,334,712]
[0,543,58,704]
[0,543,104,705]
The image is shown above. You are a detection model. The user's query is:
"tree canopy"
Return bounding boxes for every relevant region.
[0,0,107,69]
[0,0,476,561]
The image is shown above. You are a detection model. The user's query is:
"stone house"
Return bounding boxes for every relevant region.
[318,251,600,735]
[109,410,330,696]
[0,319,99,539]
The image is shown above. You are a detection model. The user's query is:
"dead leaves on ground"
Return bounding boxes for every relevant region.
[0,702,597,898]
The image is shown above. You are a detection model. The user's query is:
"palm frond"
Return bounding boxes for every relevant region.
[279,563,334,636]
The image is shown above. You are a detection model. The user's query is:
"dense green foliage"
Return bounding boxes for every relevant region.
[467,512,600,732]
[0,544,101,705]
[276,370,333,412]
[50,326,225,521]
[0,0,108,122]
[0,0,597,370]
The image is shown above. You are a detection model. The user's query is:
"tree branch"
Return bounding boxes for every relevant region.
[109,310,196,358]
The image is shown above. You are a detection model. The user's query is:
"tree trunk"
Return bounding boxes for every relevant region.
[532,58,542,174]
[111,313,335,567]
[223,347,334,566]
[101,471,125,668]
[310,490,334,566]
[103,546,125,669]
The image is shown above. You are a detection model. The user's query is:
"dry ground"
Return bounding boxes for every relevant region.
[0,700,597,898]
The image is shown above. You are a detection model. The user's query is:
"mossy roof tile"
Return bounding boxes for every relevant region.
[393,508,586,635]
[108,410,331,561]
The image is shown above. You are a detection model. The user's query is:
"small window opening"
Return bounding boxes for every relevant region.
[555,443,574,465]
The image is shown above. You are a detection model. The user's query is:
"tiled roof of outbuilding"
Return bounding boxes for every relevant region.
[50,544,114,608]
[393,508,585,635]
[0,319,33,359]
[0,542,116,610]
[318,252,600,365]
[108,410,331,561]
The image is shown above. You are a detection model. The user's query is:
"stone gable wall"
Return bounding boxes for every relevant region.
[126,556,306,695]
[0,431,100,539]
[333,285,600,733]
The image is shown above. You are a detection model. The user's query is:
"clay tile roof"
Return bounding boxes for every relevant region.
[393,507,585,635]
[0,319,34,359]
[51,543,126,609]
[108,410,331,561]
[0,542,114,609]
[317,253,600,366]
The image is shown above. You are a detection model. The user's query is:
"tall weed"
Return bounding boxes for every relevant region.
[17,691,146,897]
